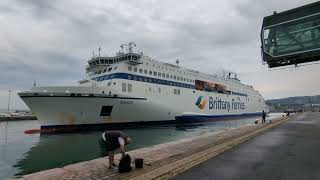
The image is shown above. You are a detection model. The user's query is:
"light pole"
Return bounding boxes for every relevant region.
[7,89,11,114]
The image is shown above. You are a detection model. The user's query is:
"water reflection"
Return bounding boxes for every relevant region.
[14,132,104,176]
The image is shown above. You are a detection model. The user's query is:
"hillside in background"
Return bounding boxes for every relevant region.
[266,95,320,105]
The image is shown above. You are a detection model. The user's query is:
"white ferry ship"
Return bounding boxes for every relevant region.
[19,42,269,132]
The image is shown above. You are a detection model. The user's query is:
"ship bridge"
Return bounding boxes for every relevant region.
[261,2,320,68]
[86,42,142,74]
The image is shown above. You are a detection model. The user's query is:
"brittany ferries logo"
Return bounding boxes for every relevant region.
[195,96,207,109]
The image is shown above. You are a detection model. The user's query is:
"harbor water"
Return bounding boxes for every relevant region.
[0,113,283,179]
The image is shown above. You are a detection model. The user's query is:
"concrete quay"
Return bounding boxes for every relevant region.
[175,112,320,180]
[13,115,294,180]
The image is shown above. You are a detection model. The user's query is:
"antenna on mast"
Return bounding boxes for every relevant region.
[176,59,180,66]
[128,42,136,53]
[98,46,101,57]
[7,89,11,113]
[120,44,124,53]
[92,51,95,59]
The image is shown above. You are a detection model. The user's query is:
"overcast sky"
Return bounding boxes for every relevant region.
[0,0,319,110]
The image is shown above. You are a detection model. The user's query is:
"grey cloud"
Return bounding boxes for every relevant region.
[234,0,318,20]
[13,0,58,19]
[0,50,82,90]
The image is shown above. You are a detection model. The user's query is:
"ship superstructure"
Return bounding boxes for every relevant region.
[19,43,269,131]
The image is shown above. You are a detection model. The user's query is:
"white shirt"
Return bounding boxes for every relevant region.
[118,137,125,145]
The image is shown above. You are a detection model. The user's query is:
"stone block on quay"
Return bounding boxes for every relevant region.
[22,168,69,180]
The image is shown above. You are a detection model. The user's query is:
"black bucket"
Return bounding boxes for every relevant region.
[135,158,144,169]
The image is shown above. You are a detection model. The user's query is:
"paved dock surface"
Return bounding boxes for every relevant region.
[175,112,320,180]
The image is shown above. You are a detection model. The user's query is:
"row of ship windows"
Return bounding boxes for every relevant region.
[90,61,247,92]
[105,80,248,100]
[91,66,250,96]
[144,62,208,79]
[95,75,250,100]
[93,65,196,84]
[93,73,195,89]
[95,74,249,98]
[92,64,225,88]
[128,66,195,83]
[122,82,181,95]
[90,57,205,79]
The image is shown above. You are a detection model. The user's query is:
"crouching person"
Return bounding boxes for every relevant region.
[100,131,132,169]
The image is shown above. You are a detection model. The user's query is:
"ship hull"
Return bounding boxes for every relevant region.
[19,92,267,133]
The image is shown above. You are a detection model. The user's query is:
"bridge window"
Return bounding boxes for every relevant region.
[149,71,152,75]
[139,69,143,73]
[134,67,137,72]
[144,69,148,74]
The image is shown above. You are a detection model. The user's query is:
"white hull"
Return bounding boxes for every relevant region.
[20,88,267,128]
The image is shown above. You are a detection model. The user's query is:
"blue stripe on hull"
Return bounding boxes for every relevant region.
[40,113,262,134]
[175,113,262,123]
